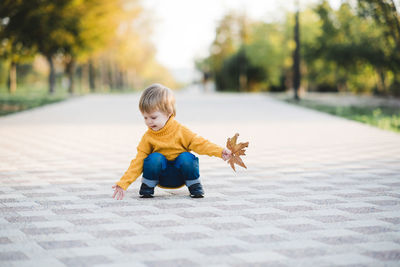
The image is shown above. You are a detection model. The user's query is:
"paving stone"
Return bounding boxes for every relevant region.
[380,217,400,225]
[137,220,181,228]
[204,222,252,230]
[315,236,368,245]
[164,232,210,241]
[363,250,400,261]
[37,240,88,249]
[177,211,220,218]
[1,91,400,266]
[114,242,163,253]
[236,234,287,243]
[68,218,113,226]
[20,227,67,235]
[144,259,199,267]
[59,255,112,267]
[198,245,247,255]
[276,247,328,258]
[233,251,287,262]
[5,216,48,223]
[0,237,12,244]
[0,251,29,261]
[246,213,288,221]
[308,215,354,223]
[278,224,323,233]
[348,226,396,235]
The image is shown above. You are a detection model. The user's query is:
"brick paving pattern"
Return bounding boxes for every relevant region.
[1,92,400,266]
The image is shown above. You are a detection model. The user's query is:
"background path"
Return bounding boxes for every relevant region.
[1,91,400,266]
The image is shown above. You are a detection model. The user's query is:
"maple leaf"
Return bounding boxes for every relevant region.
[226,133,249,171]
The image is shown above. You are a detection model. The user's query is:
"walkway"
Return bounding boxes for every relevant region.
[1,91,400,266]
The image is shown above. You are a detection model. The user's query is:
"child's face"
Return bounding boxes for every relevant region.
[142,110,170,131]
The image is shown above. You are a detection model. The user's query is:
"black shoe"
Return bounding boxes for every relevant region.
[188,183,204,198]
[139,183,154,198]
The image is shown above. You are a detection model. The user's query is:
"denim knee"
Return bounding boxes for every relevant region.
[175,152,199,180]
[143,152,167,180]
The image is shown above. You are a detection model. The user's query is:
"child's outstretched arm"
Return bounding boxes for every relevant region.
[113,134,152,199]
[183,126,229,159]
[112,184,125,200]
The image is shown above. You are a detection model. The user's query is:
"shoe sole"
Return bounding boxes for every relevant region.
[140,195,154,198]
[190,195,204,198]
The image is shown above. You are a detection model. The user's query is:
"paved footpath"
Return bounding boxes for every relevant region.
[1,91,400,267]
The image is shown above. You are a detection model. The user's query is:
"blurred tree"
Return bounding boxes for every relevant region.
[0,0,81,93]
[0,36,34,94]
[216,47,266,91]
[0,1,36,93]
[200,12,271,91]
[292,0,301,100]
[357,0,400,95]
[246,21,291,91]
[303,1,391,94]
[0,0,174,94]
[358,0,400,49]
[60,0,123,94]
[206,12,242,90]
[93,2,176,91]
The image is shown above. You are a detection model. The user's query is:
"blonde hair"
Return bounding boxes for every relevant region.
[139,83,176,116]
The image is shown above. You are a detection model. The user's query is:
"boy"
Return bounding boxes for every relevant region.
[112,83,231,199]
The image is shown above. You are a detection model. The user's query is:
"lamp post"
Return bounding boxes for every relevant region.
[293,0,301,100]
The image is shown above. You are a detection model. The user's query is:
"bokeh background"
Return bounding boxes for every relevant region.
[0,0,399,131]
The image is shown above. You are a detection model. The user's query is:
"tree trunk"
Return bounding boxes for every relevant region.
[114,63,122,90]
[7,61,17,94]
[115,65,121,90]
[239,49,247,92]
[108,62,114,90]
[117,67,125,90]
[80,64,88,94]
[100,59,107,91]
[88,59,96,92]
[46,55,56,94]
[292,1,301,101]
[388,0,400,49]
[66,58,75,94]
[375,68,386,94]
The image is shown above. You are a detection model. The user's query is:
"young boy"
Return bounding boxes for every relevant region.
[112,83,231,199]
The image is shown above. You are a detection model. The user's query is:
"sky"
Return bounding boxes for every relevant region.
[142,0,342,82]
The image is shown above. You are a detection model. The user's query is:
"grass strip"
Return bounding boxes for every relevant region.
[0,94,67,116]
[285,98,400,133]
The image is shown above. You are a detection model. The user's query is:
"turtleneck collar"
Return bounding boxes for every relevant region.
[147,115,177,136]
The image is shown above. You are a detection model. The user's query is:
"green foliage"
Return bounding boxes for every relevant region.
[303,1,389,93]
[0,0,116,58]
[216,48,267,91]
[286,98,400,133]
[0,0,175,95]
[205,12,244,81]
[0,92,67,116]
[246,22,291,89]
[199,1,400,96]
[200,12,290,92]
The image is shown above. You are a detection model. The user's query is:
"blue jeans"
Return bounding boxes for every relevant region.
[142,152,200,188]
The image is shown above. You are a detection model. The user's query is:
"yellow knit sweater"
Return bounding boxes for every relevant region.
[116,116,224,190]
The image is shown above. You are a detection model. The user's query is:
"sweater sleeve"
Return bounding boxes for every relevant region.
[116,134,152,190]
[184,127,224,158]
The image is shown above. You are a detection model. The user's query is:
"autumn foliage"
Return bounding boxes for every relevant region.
[226,133,249,171]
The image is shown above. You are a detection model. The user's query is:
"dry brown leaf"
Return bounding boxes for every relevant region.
[226,133,249,171]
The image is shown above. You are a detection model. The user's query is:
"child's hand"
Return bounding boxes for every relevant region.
[112,185,125,200]
[222,148,232,161]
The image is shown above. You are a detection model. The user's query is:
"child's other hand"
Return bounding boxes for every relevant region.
[222,148,232,161]
[112,185,125,200]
